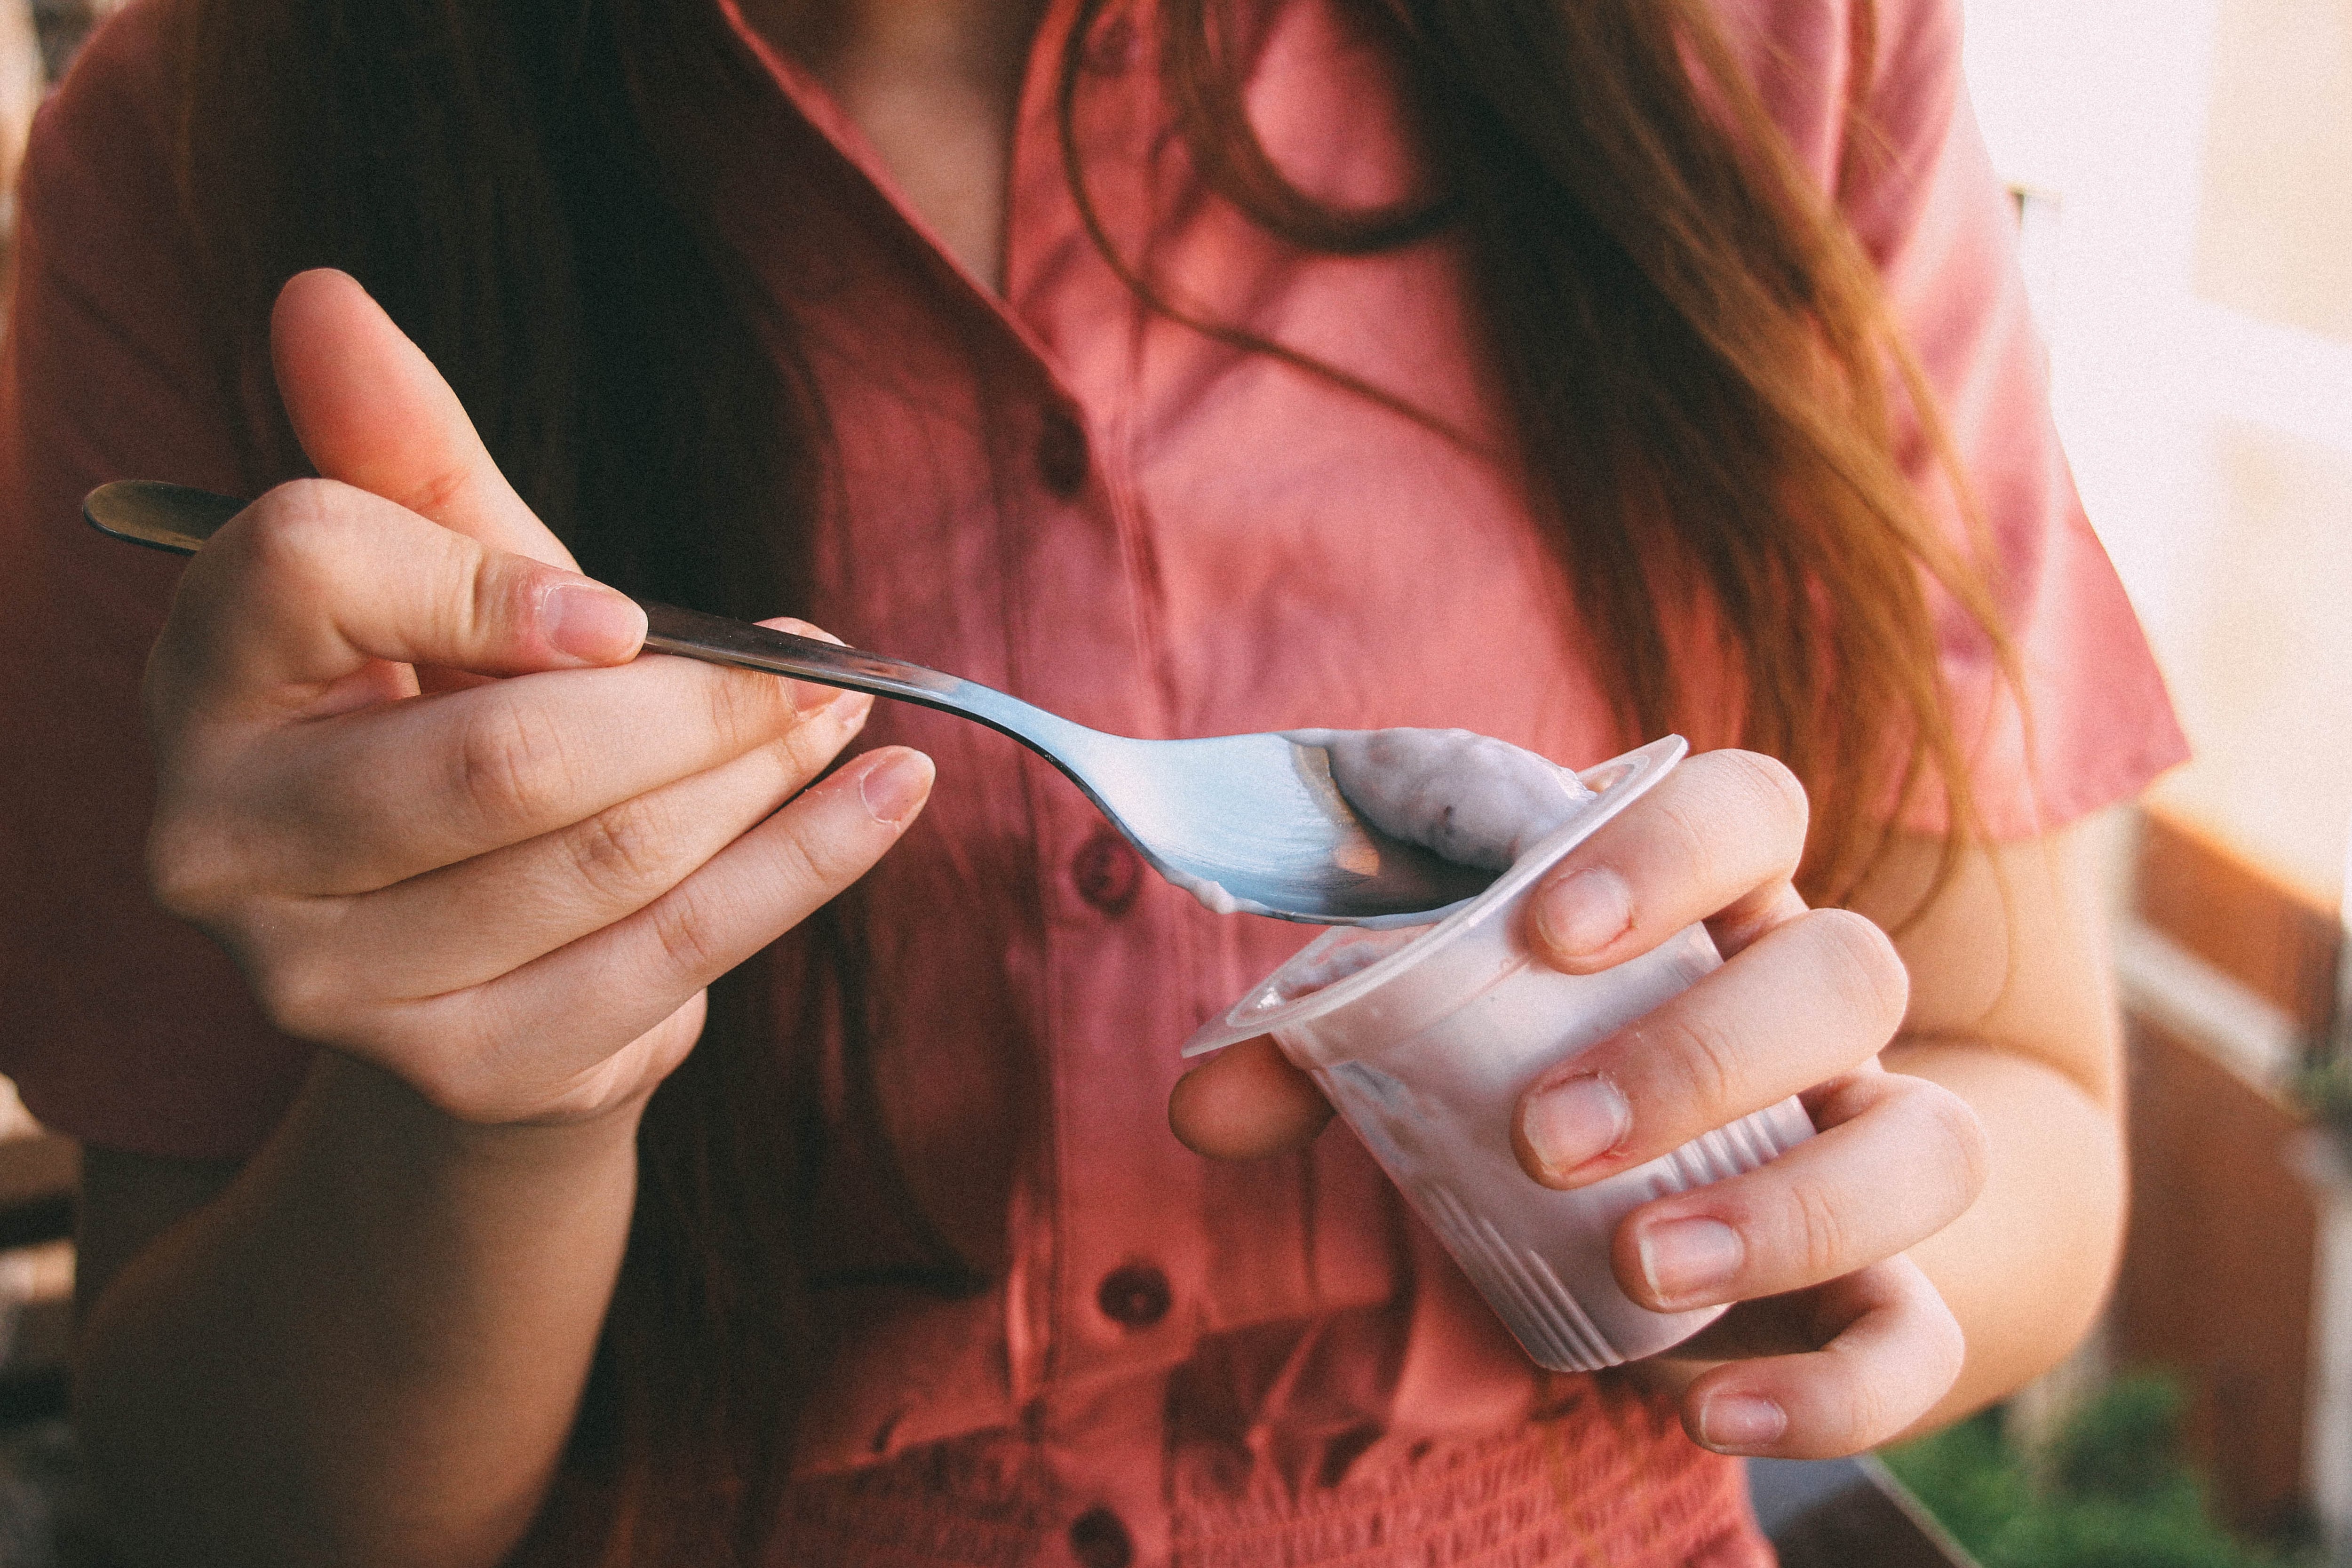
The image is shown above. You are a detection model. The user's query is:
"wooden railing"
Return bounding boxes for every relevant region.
[2114,803,2345,1537]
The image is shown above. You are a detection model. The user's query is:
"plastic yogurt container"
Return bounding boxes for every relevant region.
[1183,736,1814,1371]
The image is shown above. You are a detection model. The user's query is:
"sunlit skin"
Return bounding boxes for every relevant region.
[744,0,1050,290]
[72,4,2126,1565]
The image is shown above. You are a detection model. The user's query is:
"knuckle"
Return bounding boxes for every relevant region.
[1638,1006,1746,1123]
[450,694,579,832]
[1802,908,1910,1038]
[1723,749,1810,828]
[1647,788,1726,893]
[779,703,854,780]
[1834,1370,1893,1453]
[767,824,831,894]
[703,668,799,758]
[238,480,355,587]
[644,887,724,982]
[1784,1176,1852,1281]
[1716,751,1811,873]
[564,793,683,904]
[251,476,343,531]
[468,548,550,654]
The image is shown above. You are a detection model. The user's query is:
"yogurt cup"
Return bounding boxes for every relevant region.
[1183,736,1814,1371]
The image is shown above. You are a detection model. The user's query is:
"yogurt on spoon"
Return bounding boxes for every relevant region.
[1289,728,1592,873]
[1160,727,1592,919]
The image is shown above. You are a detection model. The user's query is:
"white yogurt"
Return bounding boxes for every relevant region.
[1163,866,1243,916]
[1288,728,1592,872]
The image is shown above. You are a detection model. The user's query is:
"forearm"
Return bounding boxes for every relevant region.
[76,1051,643,1568]
[1883,1035,2126,1435]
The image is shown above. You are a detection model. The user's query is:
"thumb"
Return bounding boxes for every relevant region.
[270,268,577,571]
[1168,1035,1333,1160]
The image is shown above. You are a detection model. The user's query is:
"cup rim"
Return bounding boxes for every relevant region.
[1179,735,1689,1059]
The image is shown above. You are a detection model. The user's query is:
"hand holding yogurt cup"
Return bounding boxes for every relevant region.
[1171,739,1987,1460]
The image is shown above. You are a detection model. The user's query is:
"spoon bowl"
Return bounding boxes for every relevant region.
[85,480,1497,925]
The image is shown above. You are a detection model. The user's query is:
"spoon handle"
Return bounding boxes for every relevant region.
[82,480,1089,756]
[636,601,1088,756]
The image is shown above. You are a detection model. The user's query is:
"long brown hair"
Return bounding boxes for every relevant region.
[170,0,2006,1557]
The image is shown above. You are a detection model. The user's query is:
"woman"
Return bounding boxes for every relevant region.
[0,0,2184,1562]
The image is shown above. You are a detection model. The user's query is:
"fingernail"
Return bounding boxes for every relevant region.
[813,686,873,725]
[544,581,645,664]
[859,750,934,826]
[1522,1074,1630,1178]
[1534,868,1632,958]
[1697,1392,1787,1453]
[761,616,845,646]
[1637,1217,1743,1305]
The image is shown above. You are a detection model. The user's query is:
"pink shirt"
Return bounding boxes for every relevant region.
[0,0,2185,1561]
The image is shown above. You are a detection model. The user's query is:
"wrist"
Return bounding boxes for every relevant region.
[306,1050,651,1176]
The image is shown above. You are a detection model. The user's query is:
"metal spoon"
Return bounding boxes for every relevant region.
[85,480,1496,926]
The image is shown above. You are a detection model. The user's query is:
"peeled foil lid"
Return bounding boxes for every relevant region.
[1180,735,1689,1058]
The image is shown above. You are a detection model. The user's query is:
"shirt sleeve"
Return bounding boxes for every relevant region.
[1734,0,2189,838]
[0,0,312,1159]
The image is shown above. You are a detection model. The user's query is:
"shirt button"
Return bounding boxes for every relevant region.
[1071,827,1142,915]
[1037,408,1091,498]
[1069,1506,1134,1568]
[1096,1262,1171,1329]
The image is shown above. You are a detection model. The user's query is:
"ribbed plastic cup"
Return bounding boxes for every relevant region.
[1183,737,1814,1370]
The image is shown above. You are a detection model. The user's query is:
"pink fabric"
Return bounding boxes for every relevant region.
[773,1370,1774,1568]
[0,0,2185,1562]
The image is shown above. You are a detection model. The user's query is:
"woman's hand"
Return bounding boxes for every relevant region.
[143,270,935,1128]
[1169,749,1991,1459]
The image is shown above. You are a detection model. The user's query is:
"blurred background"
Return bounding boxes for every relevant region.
[0,0,2344,1562]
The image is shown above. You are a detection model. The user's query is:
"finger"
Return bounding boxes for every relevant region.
[224,625,862,894]
[1529,749,1813,972]
[311,694,869,995]
[1613,1072,1988,1311]
[377,747,935,1122]
[1169,1035,1333,1160]
[1514,907,1907,1186]
[1679,1258,1964,1458]
[154,481,642,724]
[271,269,570,566]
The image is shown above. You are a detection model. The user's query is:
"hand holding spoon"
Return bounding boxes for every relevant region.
[85,480,1496,926]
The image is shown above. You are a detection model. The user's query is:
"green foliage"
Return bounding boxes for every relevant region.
[2292,1052,2352,1144]
[2046,1374,2191,1506]
[1883,1409,2031,1553]
[1881,1375,2298,1568]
